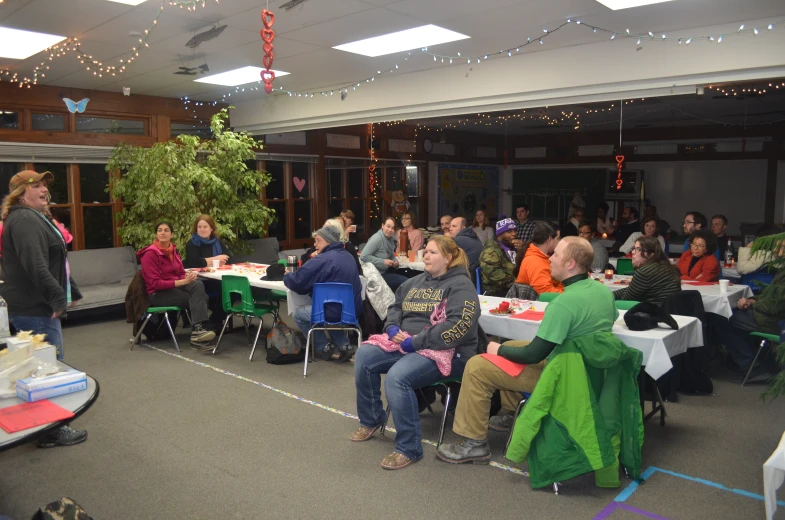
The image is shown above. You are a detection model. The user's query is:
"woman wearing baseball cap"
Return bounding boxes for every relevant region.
[0,170,88,448]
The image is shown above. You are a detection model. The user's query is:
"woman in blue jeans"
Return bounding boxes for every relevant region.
[351,235,480,470]
[0,170,87,448]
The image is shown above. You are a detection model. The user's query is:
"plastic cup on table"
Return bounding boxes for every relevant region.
[408,250,416,262]
[212,259,220,269]
[719,279,729,294]
[417,249,424,261]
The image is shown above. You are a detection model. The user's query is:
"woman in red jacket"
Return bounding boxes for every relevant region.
[678,229,720,282]
[137,221,215,349]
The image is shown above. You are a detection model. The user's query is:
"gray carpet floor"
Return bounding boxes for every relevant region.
[1,308,784,519]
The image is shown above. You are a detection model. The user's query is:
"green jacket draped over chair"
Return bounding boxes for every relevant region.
[506,332,643,489]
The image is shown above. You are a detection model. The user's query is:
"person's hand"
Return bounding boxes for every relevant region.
[69,300,78,307]
[392,260,399,269]
[391,332,407,344]
[383,259,395,267]
[51,310,64,319]
[747,241,755,248]
[738,298,755,309]
[487,341,501,355]
[216,254,230,265]
[511,239,524,251]
[310,251,318,258]
[184,271,198,284]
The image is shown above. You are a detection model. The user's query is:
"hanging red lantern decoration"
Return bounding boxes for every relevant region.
[260,9,276,93]
[615,155,625,190]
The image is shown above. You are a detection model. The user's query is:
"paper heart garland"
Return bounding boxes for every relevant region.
[263,42,273,54]
[261,29,275,44]
[262,54,274,70]
[261,9,275,29]
[260,8,276,94]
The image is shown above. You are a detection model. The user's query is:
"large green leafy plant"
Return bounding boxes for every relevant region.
[107,109,274,256]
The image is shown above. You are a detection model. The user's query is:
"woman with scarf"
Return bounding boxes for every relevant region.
[138,221,216,349]
[184,214,230,268]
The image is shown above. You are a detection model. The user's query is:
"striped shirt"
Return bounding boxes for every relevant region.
[613,261,681,306]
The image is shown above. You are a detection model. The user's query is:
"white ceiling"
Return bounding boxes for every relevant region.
[0,0,784,105]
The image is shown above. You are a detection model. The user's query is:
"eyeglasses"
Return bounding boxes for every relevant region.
[401,217,411,221]
[632,246,643,253]
[579,231,592,236]
[691,242,707,249]
[683,220,695,225]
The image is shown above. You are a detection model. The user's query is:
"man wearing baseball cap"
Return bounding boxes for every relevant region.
[478,217,519,297]
[0,170,88,448]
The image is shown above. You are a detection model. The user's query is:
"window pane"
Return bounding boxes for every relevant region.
[32,113,65,131]
[0,111,19,129]
[349,199,366,239]
[293,200,313,239]
[244,159,258,172]
[265,161,285,200]
[328,200,344,220]
[0,163,23,196]
[406,166,418,198]
[347,168,364,198]
[327,169,342,199]
[83,206,114,249]
[77,117,145,135]
[292,162,310,199]
[171,122,213,139]
[50,206,73,250]
[267,201,286,242]
[407,199,419,225]
[79,164,110,203]
[33,163,69,204]
[385,167,405,192]
[370,212,381,235]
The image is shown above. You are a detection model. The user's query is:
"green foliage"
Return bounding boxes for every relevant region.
[107,108,273,257]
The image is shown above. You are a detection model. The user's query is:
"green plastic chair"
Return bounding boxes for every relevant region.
[744,332,780,386]
[616,258,634,275]
[130,306,190,352]
[380,376,462,448]
[214,275,276,361]
[615,300,640,310]
[538,292,560,303]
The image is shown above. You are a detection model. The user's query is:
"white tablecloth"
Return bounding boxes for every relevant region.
[478,296,704,380]
[764,431,785,520]
[600,275,753,318]
[397,258,425,271]
[195,264,366,315]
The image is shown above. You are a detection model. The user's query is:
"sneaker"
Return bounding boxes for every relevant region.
[189,341,215,351]
[37,425,87,449]
[315,344,337,361]
[381,451,415,470]
[191,322,216,343]
[337,345,355,362]
[488,413,515,432]
[350,424,382,442]
[436,438,491,464]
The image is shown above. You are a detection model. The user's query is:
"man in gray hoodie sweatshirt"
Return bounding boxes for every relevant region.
[449,217,483,285]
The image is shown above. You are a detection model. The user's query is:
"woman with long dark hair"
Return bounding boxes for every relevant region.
[614,236,681,305]
[514,221,562,295]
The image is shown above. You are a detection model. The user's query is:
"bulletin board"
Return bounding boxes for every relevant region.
[438,163,500,219]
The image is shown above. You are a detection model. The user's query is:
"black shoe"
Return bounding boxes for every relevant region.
[315,345,336,361]
[337,345,355,362]
[37,425,87,448]
[191,322,216,343]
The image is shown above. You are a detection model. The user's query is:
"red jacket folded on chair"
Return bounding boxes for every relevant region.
[677,251,720,282]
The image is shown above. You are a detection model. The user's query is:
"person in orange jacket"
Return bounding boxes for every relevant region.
[678,229,720,282]
[514,221,564,295]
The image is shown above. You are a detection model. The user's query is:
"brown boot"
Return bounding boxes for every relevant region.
[349,424,381,442]
[381,451,415,470]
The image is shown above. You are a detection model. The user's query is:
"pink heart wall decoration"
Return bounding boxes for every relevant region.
[293,177,306,192]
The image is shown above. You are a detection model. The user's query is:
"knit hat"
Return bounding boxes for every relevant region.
[314,225,341,244]
[495,218,517,236]
[623,301,679,331]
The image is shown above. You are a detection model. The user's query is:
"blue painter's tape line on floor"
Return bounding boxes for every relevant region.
[615,466,656,502]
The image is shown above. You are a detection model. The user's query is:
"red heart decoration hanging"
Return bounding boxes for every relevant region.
[262,53,274,70]
[615,155,625,165]
[261,9,275,29]
[368,164,376,173]
[261,28,275,44]
[260,69,275,82]
[263,42,274,54]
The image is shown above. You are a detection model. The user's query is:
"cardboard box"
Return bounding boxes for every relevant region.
[5,336,33,353]
[16,369,87,402]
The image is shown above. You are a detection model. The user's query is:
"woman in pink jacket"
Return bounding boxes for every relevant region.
[137,221,215,349]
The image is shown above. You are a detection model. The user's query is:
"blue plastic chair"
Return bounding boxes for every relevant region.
[304,283,362,377]
[741,271,775,295]
[475,266,482,295]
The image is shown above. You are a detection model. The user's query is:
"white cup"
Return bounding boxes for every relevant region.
[212,259,221,269]
[416,249,424,261]
[719,279,729,293]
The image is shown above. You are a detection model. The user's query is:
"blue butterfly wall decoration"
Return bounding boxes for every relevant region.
[63,98,89,113]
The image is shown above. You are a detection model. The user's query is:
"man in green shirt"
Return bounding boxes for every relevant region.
[437,237,618,464]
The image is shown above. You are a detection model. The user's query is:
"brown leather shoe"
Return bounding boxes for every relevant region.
[381,451,415,470]
[349,424,381,442]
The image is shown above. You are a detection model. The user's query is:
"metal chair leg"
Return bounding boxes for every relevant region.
[241,316,251,341]
[380,405,391,437]
[130,313,153,351]
[212,315,232,355]
[505,396,529,455]
[437,386,451,448]
[249,316,265,361]
[742,339,768,386]
[162,313,180,352]
[553,482,560,495]
[303,328,314,378]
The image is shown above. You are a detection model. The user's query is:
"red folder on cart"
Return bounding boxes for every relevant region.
[0,400,74,433]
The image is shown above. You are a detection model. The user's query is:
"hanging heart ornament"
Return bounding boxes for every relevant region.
[262,53,274,70]
[615,155,625,190]
[262,9,275,29]
[260,9,276,94]
[261,69,275,93]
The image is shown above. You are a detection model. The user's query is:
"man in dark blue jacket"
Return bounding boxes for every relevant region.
[284,225,362,361]
[449,217,483,285]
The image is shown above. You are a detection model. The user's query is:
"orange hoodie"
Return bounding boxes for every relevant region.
[515,243,564,294]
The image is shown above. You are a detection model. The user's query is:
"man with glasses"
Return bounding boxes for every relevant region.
[683,211,719,260]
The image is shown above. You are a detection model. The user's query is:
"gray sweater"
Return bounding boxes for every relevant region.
[360,228,397,273]
[385,266,480,361]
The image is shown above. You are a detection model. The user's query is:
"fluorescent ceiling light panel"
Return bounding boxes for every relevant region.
[0,27,67,59]
[105,0,149,5]
[594,0,673,10]
[333,24,470,57]
[195,66,290,87]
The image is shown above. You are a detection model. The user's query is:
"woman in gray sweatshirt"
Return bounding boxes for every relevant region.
[351,235,480,470]
[360,217,408,291]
